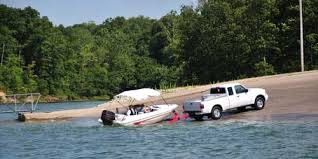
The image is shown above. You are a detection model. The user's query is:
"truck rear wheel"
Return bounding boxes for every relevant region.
[254,96,265,110]
[211,106,222,120]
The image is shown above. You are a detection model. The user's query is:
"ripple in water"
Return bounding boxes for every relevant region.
[0,102,317,159]
[0,119,317,159]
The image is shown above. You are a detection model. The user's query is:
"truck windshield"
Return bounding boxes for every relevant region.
[210,87,226,94]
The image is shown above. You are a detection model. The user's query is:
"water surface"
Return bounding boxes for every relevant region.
[0,102,317,159]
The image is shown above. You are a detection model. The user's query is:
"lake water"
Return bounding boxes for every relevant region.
[0,101,317,159]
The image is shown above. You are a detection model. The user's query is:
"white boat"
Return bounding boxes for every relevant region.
[99,88,178,126]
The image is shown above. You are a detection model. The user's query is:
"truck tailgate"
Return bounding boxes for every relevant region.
[183,100,202,112]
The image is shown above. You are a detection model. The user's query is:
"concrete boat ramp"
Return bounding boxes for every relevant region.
[17,70,318,121]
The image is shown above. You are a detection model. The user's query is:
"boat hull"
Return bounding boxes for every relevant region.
[100,104,178,126]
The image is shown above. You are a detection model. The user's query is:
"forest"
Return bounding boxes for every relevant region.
[0,0,317,100]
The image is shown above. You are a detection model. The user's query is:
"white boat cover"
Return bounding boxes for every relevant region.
[115,88,161,101]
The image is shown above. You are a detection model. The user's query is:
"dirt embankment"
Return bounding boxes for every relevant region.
[0,91,6,103]
[19,70,318,121]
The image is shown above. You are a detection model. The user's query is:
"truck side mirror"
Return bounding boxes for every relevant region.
[244,89,249,93]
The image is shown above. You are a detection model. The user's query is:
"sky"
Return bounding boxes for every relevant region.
[1,0,197,26]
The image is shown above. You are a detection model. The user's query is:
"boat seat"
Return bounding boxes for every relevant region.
[116,107,129,114]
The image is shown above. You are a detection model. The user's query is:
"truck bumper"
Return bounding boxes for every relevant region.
[186,111,204,117]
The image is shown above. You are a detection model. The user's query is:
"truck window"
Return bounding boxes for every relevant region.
[234,85,247,94]
[227,87,233,96]
[210,87,226,94]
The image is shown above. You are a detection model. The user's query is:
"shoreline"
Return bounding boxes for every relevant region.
[0,95,110,105]
[13,70,318,121]
[0,69,315,104]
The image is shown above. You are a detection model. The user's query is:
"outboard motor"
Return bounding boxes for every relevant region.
[101,110,115,125]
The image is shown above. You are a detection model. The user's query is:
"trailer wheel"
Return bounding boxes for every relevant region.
[211,106,222,120]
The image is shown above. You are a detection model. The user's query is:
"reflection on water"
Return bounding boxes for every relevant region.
[0,102,317,159]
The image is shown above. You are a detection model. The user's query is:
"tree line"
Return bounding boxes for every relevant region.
[0,0,317,100]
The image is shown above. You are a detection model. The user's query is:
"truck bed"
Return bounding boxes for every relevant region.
[184,94,227,112]
[201,94,227,101]
[183,100,202,112]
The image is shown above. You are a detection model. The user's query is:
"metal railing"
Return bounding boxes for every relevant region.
[0,93,41,113]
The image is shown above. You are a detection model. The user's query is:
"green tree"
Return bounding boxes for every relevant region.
[0,54,24,93]
[254,60,275,76]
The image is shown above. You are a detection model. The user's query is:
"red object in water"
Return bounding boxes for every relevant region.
[182,112,189,120]
[168,111,179,124]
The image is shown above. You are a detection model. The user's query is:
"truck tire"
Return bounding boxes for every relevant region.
[254,96,265,110]
[211,106,222,120]
[194,115,203,121]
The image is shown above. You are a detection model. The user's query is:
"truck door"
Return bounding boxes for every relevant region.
[234,85,250,106]
[227,87,239,108]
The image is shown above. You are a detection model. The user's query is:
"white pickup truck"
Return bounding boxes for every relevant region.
[183,83,269,120]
